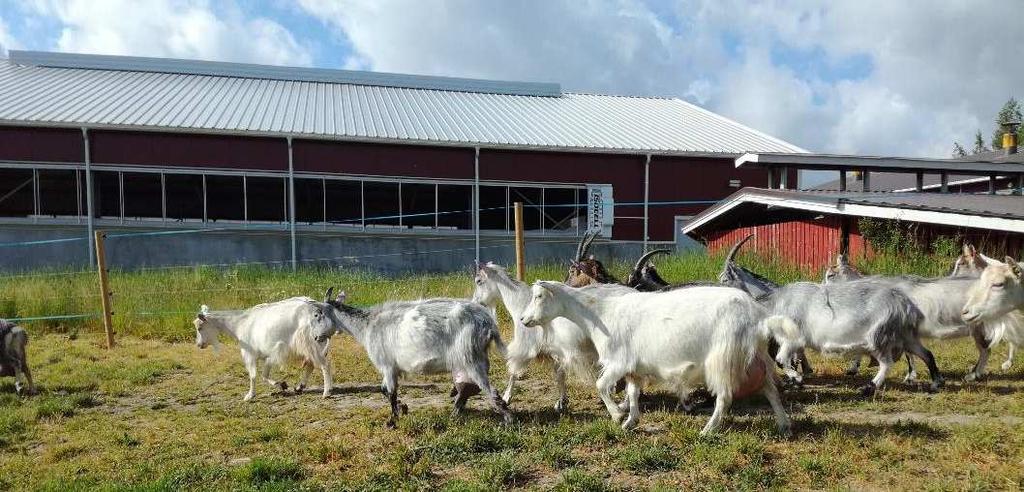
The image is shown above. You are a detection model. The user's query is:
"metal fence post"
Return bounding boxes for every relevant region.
[94,230,115,349]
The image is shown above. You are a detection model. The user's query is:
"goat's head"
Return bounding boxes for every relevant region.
[823,253,862,284]
[565,256,617,287]
[962,257,1024,324]
[625,249,670,290]
[193,305,217,349]
[520,281,564,327]
[950,243,988,279]
[471,262,504,308]
[314,287,347,342]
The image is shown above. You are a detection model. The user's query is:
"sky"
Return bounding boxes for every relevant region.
[0,0,1021,168]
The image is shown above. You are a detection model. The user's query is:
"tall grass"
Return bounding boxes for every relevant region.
[0,248,957,340]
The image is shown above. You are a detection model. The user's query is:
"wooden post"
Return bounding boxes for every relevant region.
[94,230,115,349]
[513,202,526,281]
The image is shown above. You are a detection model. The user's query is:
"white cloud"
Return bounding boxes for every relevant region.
[26,0,312,65]
[298,0,1023,164]
[0,15,15,57]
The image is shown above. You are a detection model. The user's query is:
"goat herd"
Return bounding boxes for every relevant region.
[3,233,1023,438]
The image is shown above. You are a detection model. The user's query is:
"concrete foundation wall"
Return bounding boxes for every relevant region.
[0,224,682,275]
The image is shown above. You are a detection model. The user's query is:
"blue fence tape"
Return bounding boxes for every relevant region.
[5,313,100,322]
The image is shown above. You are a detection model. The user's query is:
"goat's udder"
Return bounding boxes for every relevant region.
[733,358,768,399]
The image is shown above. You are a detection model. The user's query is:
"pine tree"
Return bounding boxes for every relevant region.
[973,130,987,154]
[952,142,967,157]
[990,97,1024,149]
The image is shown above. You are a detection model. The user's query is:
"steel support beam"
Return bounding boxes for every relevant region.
[838,170,847,191]
[82,128,95,267]
[474,147,480,263]
[643,154,651,252]
[287,137,297,271]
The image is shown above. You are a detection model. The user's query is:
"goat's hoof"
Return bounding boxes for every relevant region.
[554,399,568,414]
[243,393,255,402]
[963,372,983,382]
[621,418,638,431]
[1001,361,1013,371]
[449,385,459,398]
[859,383,876,397]
[386,419,397,428]
[277,381,288,391]
[845,368,859,376]
[295,384,306,394]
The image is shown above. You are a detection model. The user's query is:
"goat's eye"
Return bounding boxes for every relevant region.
[993,283,1005,288]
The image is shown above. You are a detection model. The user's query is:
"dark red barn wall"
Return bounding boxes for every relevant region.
[648,156,771,242]
[0,126,83,162]
[294,140,475,179]
[702,217,868,271]
[90,131,287,171]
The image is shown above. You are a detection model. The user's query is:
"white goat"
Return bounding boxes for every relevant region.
[954,253,1024,371]
[471,262,632,412]
[193,297,333,401]
[963,257,1024,325]
[519,281,798,435]
[313,288,514,427]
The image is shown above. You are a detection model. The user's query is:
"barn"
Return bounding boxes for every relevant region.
[0,50,804,272]
[683,151,1024,269]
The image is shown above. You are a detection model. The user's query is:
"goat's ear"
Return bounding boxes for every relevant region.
[336,291,347,304]
[324,287,334,303]
[964,243,976,257]
[198,304,209,322]
[1007,257,1022,279]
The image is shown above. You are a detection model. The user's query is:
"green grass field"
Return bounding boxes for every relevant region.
[1,251,1022,490]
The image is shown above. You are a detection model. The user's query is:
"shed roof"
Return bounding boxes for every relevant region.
[683,188,1024,235]
[0,51,806,156]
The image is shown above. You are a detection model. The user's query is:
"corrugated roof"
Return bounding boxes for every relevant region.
[683,187,1024,235]
[0,51,807,155]
[808,172,1003,192]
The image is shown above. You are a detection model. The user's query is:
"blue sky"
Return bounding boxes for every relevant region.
[1,0,1020,167]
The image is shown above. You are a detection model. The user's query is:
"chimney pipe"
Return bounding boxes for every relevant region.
[1004,120,1020,156]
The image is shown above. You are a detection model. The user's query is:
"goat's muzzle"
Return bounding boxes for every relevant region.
[520,316,540,328]
[315,334,330,343]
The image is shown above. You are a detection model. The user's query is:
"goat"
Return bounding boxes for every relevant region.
[0,320,34,395]
[948,249,1024,372]
[193,297,333,401]
[823,253,864,285]
[763,278,943,395]
[963,257,1024,325]
[313,288,514,427]
[471,262,632,412]
[519,281,798,435]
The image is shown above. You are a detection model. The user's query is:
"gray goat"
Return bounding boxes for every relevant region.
[312,288,513,427]
[0,319,34,395]
[764,278,943,395]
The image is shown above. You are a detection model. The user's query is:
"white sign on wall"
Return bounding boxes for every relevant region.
[586,185,614,237]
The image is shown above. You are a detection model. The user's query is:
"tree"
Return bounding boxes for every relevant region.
[973,130,987,154]
[952,142,967,157]
[990,97,1024,150]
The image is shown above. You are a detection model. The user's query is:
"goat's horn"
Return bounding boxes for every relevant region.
[572,231,590,261]
[579,230,599,260]
[632,249,670,272]
[724,233,755,265]
[324,287,334,303]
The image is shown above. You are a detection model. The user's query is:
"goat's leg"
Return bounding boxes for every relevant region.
[241,350,258,401]
[319,360,333,398]
[797,350,814,376]
[761,374,792,437]
[965,327,991,382]
[12,358,26,395]
[902,353,918,383]
[700,392,734,435]
[465,364,514,425]
[862,354,893,397]
[19,358,35,395]
[621,379,642,430]
[501,373,516,405]
[381,371,400,428]
[1002,343,1016,371]
[596,368,627,423]
[905,340,944,392]
[260,360,287,391]
[295,361,313,393]
[553,366,569,414]
[774,344,802,384]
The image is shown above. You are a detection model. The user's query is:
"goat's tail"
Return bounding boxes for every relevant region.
[489,325,508,359]
[762,315,803,349]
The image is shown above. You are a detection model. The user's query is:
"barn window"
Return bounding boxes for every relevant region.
[325,179,362,227]
[437,184,472,230]
[294,177,324,225]
[164,174,204,221]
[246,176,286,222]
[122,172,163,220]
[363,181,400,227]
[0,168,34,217]
[401,183,436,228]
[38,169,79,218]
[477,185,507,231]
[510,186,542,230]
[543,187,580,232]
[93,171,121,219]
[206,175,245,222]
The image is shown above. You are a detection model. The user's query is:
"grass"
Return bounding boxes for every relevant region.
[0,249,1023,490]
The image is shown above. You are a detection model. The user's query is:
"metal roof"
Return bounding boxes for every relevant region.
[0,51,807,156]
[683,188,1024,235]
[736,152,1024,174]
[808,172,1019,192]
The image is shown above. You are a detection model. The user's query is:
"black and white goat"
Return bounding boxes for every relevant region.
[313,289,514,427]
[0,319,34,395]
